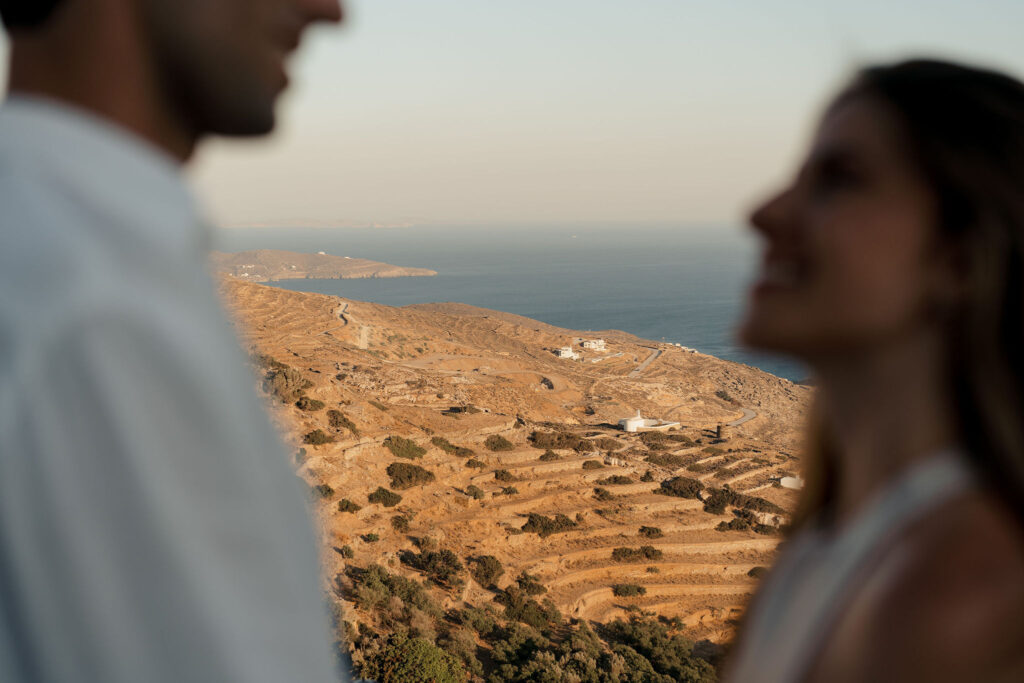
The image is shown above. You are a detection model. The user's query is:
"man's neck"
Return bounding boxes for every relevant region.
[5,4,196,162]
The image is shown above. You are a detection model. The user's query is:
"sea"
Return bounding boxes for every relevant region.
[213,224,807,382]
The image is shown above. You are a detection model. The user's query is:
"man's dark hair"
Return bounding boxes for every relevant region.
[0,0,66,30]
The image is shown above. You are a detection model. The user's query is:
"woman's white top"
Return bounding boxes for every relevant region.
[726,450,976,683]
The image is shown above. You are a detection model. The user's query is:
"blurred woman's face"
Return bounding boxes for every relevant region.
[739,94,949,364]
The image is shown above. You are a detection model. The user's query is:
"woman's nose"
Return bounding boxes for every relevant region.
[749,186,798,240]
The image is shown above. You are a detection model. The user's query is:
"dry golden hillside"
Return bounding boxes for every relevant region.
[220,278,811,680]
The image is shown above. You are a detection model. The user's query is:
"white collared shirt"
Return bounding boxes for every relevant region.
[0,96,342,682]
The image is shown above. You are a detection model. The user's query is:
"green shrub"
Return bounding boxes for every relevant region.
[581,460,605,470]
[456,605,499,636]
[715,389,735,403]
[602,615,716,681]
[538,450,560,461]
[702,446,725,456]
[327,409,359,435]
[384,436,427,460]
[391,515,411,532]
[431,436,474,457]
[400,548,464,588]
[339,545,354,559]
[515,571,547,596]
[640,470,656,482]
[470,555,504,587]
[484,435,515,452]
[465,485,485,500]
[611,583,647,597]
[493,469,516,482]
[465,459,486,469]
[597,475,633,485]
[520,513,577,538]
[611,546,663,562]
[639,526,663,538]
[362,533,380,543]
[529,431,595,452]
[303,429,335,446]
[387,462,436,490]
[295,396,325,411]
[496,587,562,629]
[368,487,402,507]
[593,487,614,501]
[364,632,467,683]
[639,431,671,450]
[338,498,361,513]
[658,476,704,499]
[748,566,769,579]
[499,486,519,496]
[312,483,334,499]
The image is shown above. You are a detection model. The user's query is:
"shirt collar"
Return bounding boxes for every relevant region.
[0,94,209,257]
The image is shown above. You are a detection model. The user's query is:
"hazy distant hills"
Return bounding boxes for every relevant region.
[210,249,437,283]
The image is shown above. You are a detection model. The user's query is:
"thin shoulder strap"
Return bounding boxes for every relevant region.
[784,451,976,681]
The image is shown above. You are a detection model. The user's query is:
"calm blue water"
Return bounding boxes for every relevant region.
[213,224,807,382]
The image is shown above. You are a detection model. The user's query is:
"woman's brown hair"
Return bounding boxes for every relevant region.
[794,59,1024,529]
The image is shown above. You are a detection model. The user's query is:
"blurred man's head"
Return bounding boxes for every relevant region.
[1,0,342,154]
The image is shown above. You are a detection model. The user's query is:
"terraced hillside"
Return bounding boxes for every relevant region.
[220,278,810,680]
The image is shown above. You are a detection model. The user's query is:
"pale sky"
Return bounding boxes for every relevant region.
[3,1,1024,228]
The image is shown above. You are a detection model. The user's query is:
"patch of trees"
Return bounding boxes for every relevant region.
[514,571,547,596]
[387,462,436,490]
[657,476,704,499]
[520,513,577,538]
[399,548,465,589]
[494,587,562,630]
[702,486,784,515]
[597,475,633,485]
[582,460,605,470]
[368,486,402,507]
[600,616,717,682]
[611,546,663,562]
[303,429,335,445]
[384,436,427,460]
[529,431,595,452]
[639,526,663,539]
[485,435,515,452]
[360,633,466,683]
[327,409,359,436]
[338,498,361,513]
[470,555,504,588]
[431,436,474,457]
[611,584,647,597]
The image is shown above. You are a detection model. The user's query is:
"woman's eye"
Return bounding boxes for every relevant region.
[809,161,864,196]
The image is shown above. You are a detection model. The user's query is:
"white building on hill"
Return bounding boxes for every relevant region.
[554,347,579,360]
[582,339,606,351]
[618,410,680,433]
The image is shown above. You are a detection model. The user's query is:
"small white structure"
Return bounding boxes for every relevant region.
[554,347,579,360]
[780,476,805,490]
[618,410,680,433]
[317,250,327,255]
[582,339,606,351]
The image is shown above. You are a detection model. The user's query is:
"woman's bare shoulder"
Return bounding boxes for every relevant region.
[866,491,1024,681]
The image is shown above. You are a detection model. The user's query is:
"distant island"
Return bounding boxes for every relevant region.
[210,249,437,282]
